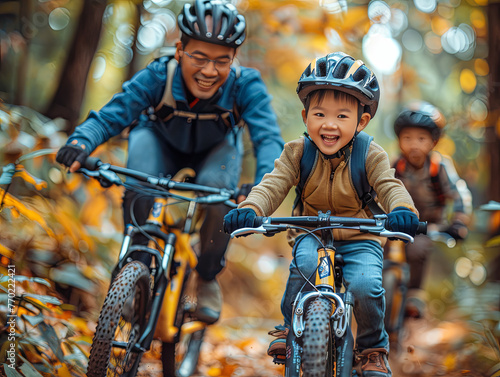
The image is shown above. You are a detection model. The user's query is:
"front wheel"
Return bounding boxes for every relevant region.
[302,297,333,377]
[87,261,151,377]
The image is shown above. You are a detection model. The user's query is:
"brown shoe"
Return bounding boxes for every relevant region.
[267,325,289,357]
[354,348,392,377]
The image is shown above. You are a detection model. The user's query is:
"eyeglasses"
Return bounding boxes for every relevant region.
[182,51,233,70]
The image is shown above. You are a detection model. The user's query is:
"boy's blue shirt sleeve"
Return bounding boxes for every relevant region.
[68,59,167,152]
[234,67,284,183]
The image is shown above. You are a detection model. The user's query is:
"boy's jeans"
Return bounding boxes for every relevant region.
[281,235,389,351]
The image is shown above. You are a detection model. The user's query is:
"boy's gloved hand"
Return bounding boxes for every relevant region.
[387,206,419,237]
[56,140,89,172]
[223,208,257,235]
[444,221,468,240]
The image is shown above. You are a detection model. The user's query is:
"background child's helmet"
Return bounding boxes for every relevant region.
[393,101,446,141]
[296,52,380,118]
[178,0,246,49]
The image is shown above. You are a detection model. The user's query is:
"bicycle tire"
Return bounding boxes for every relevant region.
[87,261,151,377]
[302,297,333,377]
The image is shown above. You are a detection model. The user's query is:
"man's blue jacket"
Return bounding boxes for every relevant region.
[68,56,284,183]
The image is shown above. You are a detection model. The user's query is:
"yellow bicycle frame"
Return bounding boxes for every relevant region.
[147,195,206,343]
[315,247,336,289]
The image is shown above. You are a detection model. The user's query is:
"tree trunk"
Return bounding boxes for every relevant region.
[487,1,500,202]
[43,0,107,132]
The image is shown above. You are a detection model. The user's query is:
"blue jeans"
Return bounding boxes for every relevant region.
[123,123,242,280]
[281,235,389,351]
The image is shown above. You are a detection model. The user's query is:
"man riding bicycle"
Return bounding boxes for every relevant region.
[56,0,284,325]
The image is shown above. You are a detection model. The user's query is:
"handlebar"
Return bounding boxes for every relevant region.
[79,157,238,206]
[230,214,427,243]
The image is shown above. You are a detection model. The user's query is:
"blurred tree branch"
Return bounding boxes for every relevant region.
[487,0,500,202]
[43,0,108,133]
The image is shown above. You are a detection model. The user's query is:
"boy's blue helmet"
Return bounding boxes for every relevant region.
[394,101,446,141]
[178,0,246,49]
[297,52,380,118]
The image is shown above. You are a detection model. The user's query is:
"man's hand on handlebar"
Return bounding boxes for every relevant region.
[223,208,257,235]
[56,140,89,173]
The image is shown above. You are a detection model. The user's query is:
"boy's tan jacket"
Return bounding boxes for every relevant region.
[239,137,418,246]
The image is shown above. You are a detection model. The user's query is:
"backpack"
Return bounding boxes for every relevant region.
[394,153,445,206]
[293,131,385,215]
[150,56,243,130]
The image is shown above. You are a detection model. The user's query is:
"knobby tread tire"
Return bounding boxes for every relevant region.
[302,297,333,377]
[87,261,151,377]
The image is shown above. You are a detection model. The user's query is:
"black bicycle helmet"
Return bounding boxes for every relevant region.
[394,101,446,141]
[297,52,380,118]
[178,0,246,49]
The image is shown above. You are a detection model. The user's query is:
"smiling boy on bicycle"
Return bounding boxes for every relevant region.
[224,52,420,376]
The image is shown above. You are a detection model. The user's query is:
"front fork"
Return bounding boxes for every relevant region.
[285,245,355,377]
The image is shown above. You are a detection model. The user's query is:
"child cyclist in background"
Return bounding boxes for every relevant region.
[392,102,472,317]
[224,52,420,377]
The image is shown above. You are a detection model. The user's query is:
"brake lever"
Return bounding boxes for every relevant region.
[230,224,288,238]
[230,226,267,238]
[379,231,414,243]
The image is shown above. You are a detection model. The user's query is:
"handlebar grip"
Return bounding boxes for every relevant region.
[253,216,264,227]
[84,157,102,171]
[417,221,427,235]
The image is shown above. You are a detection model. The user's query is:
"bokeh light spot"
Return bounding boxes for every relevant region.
[455,257,472,278]
[470,99,487,122]
[474,58,489,76]
[319,0,346,14]
[363,25,402,75]
[48,8,70,31]
[460,69,476,93]
[368,1,391,24]
[402,29,423,52]
[470,9,486,29]
[414,0,437,13]
[437,3,454,19]
[389,8,408,36]
[431,16,451,36]
[48,168,63,184]
[424,32,442,54]
[469,262,486,285]
[92,56,107,81]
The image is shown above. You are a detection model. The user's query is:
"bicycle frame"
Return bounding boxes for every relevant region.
[285,228,355,377]
[111,193,208,354]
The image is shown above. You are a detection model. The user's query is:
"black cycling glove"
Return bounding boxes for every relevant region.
[56,140,89,168]
[223,208,257,235]
[387,206,419,237]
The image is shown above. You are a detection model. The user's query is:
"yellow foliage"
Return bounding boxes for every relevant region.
[0,242,14,259]
[0,188,55,238]
[56,363,72,377]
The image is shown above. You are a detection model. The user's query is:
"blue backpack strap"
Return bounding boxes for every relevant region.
[293,136,318,212]
[350,131,385,214]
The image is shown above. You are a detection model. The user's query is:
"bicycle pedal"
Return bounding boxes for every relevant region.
[272,355,286,365]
